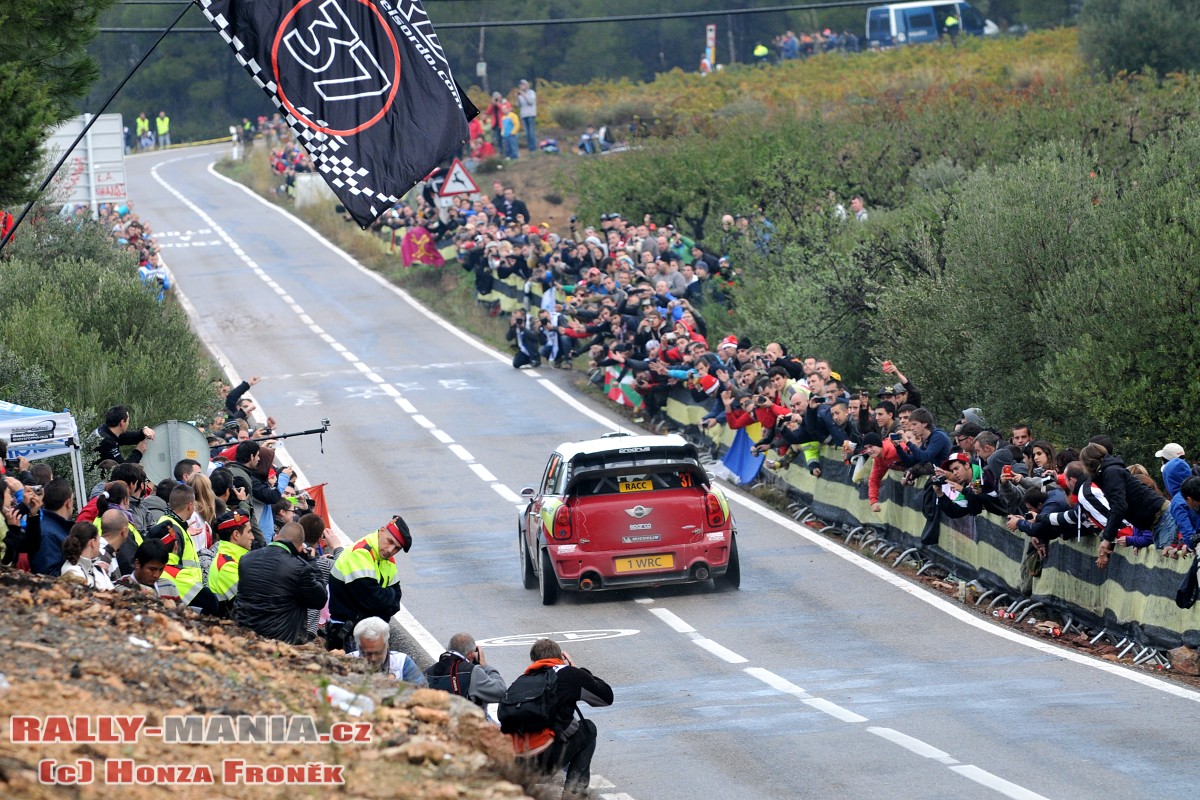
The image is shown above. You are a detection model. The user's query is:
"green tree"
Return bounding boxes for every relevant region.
[0,0,116,206]
[1079,0,1200,76]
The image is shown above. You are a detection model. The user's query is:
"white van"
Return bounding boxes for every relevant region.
[866,2,999,47]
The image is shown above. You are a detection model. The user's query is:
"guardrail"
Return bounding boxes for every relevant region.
[618,381,1200,658]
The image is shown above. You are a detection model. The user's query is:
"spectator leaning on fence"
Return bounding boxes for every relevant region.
[1081,443,1178,569]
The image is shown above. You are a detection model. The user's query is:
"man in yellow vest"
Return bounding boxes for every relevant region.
[325,515,411,651]
[147,484,219,614]
[943,14,959,47]
[136,113,151,150]
[156,110,171,148]
[753,43,770,66]
[207,510,253,614]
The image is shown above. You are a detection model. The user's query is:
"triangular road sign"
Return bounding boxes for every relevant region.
[438,158,481,197]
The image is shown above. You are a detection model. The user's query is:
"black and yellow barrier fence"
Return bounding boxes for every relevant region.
[658,392,1200,650]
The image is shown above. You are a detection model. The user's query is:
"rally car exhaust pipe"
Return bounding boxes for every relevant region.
[579,574,600,591]
[693,565,710,581]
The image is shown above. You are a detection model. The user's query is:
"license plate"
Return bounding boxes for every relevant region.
[613,553,675,573]
[619,480,653,493]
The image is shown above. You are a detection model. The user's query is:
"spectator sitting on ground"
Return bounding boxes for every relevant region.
[61,522,115,590]
[348,617,427,685]
[116,539,175,597]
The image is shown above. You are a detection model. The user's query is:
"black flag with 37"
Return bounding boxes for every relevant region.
[201,0,477,228]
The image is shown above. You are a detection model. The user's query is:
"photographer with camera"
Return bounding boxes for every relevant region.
[932,453,984,518]
[506,308,541,369]
[1,474,43,568]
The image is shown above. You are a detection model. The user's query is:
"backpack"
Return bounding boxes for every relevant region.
[498,668,559,734]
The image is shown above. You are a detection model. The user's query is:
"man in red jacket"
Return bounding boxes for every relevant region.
[860,432,906,513]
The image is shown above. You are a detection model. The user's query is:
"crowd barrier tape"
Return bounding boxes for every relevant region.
[472,269,549,313]
[648,384,1200,650]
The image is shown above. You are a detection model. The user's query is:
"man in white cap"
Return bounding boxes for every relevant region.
[1156,442,1186,462]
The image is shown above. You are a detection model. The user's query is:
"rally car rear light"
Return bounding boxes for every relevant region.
[704,492,726,528]
[551,505,573,540]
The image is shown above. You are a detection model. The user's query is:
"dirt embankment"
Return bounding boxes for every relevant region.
[0,570,538,799]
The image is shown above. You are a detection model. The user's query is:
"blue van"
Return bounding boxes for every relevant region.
[866,2,998,48]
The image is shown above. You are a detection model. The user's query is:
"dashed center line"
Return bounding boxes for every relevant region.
[150,160,532,536]
[647,605,1047,799]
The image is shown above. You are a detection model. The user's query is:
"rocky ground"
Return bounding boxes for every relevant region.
[0,570,548,799]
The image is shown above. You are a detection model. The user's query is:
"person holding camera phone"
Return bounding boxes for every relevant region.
[932,453,984,518]
[1,475,43,567]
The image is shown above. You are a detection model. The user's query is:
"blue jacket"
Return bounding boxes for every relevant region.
[1164,457,1200,546]
[32,510,74,575]
[898,427,951,468]
[1017,486,1069,541]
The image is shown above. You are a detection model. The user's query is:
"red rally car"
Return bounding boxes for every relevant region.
[519,432,740,604]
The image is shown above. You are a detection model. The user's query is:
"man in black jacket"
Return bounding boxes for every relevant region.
[93,405,155,465]
[1082,442,1178,569]
[509,638,613,799]
[233,522,326,644]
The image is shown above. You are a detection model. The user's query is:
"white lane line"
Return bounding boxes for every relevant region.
[309,324,324,334]
[868,727,956,763]
[744,667,812,700]
[801,697,867,724]
[393,604,443,662]
[448,444,474,462]
[411,414,436,430]
[319,333,336,343]
[431,429,454,444]
[380,384,401,397]
[949,765,1051,800]
[600,795,637,800]
[353,362,373,374]
[395,398,417,413]
[364,372,384,383]
[589,776,616,789]
[340,351,359,363]
[491,484,522,503]
[694,638,749,664]
[648,608,696,633]
[634,598,655,604]
[330,341,346,352]
[299,314,313,325]
[469,463,497,482]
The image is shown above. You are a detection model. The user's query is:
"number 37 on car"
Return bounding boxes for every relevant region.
[518,433,740,605]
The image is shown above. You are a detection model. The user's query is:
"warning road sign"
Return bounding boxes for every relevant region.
[437,158,480,197]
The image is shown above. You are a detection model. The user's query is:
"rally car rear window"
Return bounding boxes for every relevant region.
[570,467,704,496]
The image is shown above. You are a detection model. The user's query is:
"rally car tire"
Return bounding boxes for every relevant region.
[520,529,537,590]
[717,536,741,591]
[539,548,560,606]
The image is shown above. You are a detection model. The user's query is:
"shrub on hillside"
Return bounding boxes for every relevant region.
[0,209,218,443]
[1079,0,1200,77]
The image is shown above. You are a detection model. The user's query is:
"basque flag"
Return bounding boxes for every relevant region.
[200,0,477,228]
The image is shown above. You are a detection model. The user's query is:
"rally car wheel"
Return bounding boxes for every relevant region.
[539,548,560,606]
[717,536,741,591]
[520,529,537,590]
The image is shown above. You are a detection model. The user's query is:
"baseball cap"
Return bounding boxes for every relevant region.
[1155,442,1186,460]
[877,385,896,398]
[719,335,738,350]
[893,382,907,394]
[940,452,972,471]
[954,422,982,440]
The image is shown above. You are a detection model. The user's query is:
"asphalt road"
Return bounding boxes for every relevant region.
[124,144,1200,800]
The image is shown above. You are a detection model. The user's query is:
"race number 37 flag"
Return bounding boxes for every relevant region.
[200,0,477,227]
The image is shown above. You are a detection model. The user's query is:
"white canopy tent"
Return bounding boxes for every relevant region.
[0,401,87,501]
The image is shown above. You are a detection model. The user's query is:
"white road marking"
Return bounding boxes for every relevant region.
[364,372,384,383]
[589,775,616,789]
[600,794,637,800]
[869,727,955,763]
[395,398,417,413]
[380,384,400,397]
[648,608,696,633]
[411,414,436,429]
[448,444,474,462]
[491,484,522,503]
[431,429,454,444]
[693,638,749,664]
[299,314,313,325]
[743,667,812,700]
[634,598,655,604]
[949,765,1052,800]
[801,697,867,724]
[469,463,497,482]
[339,351,359,363]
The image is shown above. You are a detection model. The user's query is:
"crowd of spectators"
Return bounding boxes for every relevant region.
[772,28,862,61]
[85,201,173,300]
